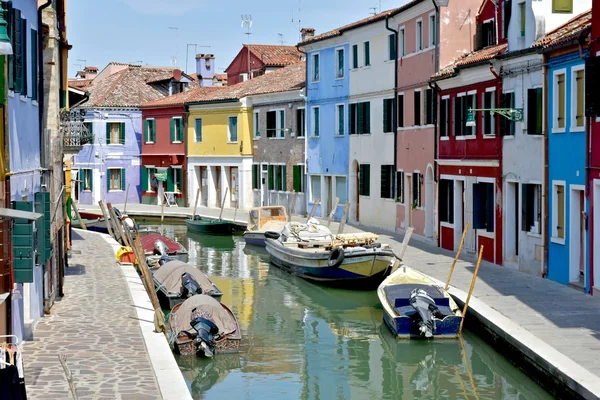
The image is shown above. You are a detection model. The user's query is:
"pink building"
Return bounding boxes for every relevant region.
[393,0,481,241]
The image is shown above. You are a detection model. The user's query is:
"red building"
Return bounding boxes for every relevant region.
[225,44,303,85]
[431,0,508,264]
[140,87,221,206]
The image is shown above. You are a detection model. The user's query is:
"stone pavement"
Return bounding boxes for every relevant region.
[22,229,161,400]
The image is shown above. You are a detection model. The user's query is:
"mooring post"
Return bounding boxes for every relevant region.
[459,244,484,335]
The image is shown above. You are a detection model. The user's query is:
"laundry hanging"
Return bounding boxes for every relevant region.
[0,336,27,400]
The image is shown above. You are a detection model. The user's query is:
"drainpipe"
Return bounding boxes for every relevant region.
[38,0,52,187]
[385,15,399,200]
[296,44,309,215]
[542,51,549,278]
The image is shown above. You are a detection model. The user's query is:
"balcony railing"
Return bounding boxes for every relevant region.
[61,109,93,153]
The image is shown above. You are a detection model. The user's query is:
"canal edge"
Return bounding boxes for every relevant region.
[95,230,193,400]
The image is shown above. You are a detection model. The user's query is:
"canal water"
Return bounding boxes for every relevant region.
[153,224,551,400]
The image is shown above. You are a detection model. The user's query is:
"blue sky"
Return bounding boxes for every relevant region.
[68,0,408,78]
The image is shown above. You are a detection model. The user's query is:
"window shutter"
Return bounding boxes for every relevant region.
[314,109,319,136]
[11,200,34,283]
[475,23,483,51]
[151,120,156,142]
[13,10,22,93]
[398,95,404,128]
[119,122,125,144]
[180,118,185,142]
[7,2,14,91]
[106,123,111,144]
[167,168,174,192]
[106,170,111,191]
[252,165,257,189]
[89,170,93,190]
[350,104,356,134]
[293,165,301,192]
[268,165,274,190]
[536,88,543,134]
[357,103,364,134]
[365,165,370,196]
[279,110,285,138]
[89,122,94,144]
[79,171,84,192]
[142,167,148,192]
[364,102,370,133]
[30,28,37,100]
[352,44,358,68]
[383,99,390,133]
[414,91,421,126]
[121,169,126,191]
[177,169,183,193]
[472,183,485,229]
[521,184,528,231]
[144,120,149,142]
[485,183,494,232]
[527,89,536,134]
[282,165,287,191]
[365,41,370,66]
[170,118,175,142]
[380,166,389,199]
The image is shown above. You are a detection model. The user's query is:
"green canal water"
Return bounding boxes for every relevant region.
[153,224,552,400]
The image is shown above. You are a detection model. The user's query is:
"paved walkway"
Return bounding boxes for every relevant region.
[22,229,161,400]
[79,202,600,391]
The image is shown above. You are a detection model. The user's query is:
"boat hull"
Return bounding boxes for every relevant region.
[265,238,395,289]
[186,218,234,235]
[382,308,462,339]
[243,231,266,247]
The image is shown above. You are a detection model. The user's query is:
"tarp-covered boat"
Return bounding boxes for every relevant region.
[378,265,462,339]
[153,260,222,309]
[168,295,241,358]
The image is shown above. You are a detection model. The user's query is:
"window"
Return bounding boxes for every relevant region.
[500,92,515,136]
[312,107,320,137]
[228,116,238,142]
[399,28,405,57]
[310,175,321,201]
[522,183,542,234]
[483,90,496,135]
[350,102,370,134]
[253,112,259,138]
[171,118,184,142]
[142,167,157,193]
[335,177,347,203]
[574,69,585,129]
[195,118,203,143]
[454,95,465,136]
[396,171,404,203]
[481,20,496,48]
[31,29,37,100]
[171,168,183,193]
[425,88,434,125]
[335,48,344,79]
[473,182,494,232]
[429,14,436,47]
[413,90,421,126]
[312,53,320,82]
[144,119,156,143]
[80,169,93,191]
[388,33,397,61]
[527,88,543,135]
[552,0,573,13]
[380,165,394,199]
[336,104,345,136]
[239,73,248,82]
[412,172,422,208]
[252,164,261,190]
[439,179,454,224]
[108,168,125,191]
[416,20,423,51]
[503,0,512,39]
[466,93,476,135]
[359,164,370,196]
[296,108,306,137]
[383,98,394,133]
[554,72,566,131]
[106,122,124,144]
[398,94,404,128]
[82,122,94,145]
[552,182,565,240]
[272,165,286,191]
[293,165,305,192]
[266,110,285,138]
[364,41,370,66]
[519,2,526,37]
[352,44,358,69]
[440,98,449,137]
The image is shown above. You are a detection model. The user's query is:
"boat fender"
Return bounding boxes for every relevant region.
[328,247,345,268]
[264,231,281,240]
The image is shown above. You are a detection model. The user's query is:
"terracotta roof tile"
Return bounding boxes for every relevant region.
[433,43,507,80]
[215,73,227,82]
[141,87,225,108]
[244,44,303,67]
[533,9,591,49]
[68,79,93,90]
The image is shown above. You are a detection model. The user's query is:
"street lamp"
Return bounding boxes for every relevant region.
[465,107,524,128]
[0,2,13,55]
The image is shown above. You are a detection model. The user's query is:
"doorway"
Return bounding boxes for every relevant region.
[72,169,79,202]
[262,166,268,206]
[425,165,434,238]
[200,166,208,207]
[215,166,221,207]
[594,181,600,292]
[230,167,239,208]
[453,180,464,251]
[351,160,359,222]
[505,182,519,263]
[569,186,586,284]
[323,176,332,216]
[407,174,413,228]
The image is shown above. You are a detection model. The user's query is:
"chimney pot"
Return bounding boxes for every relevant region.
[301,27,315,42]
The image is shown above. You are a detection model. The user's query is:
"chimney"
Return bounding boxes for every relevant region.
[196,53,215,87]
[301,28,315,42]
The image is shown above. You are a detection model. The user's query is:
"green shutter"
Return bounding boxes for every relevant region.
[13,12,22,93]
[170,119,175,142]
[142,167,148,192]
[34,192,50,264]
[144,120,149,142]
[314,108,319,136]
[31,28,37,100]
[167,168,174,192]
[12,200,34,283]
[106,123,111,144]
[107,170,111,191]
[352,44,358,68]
[383,99,389,132]
[364,41,370,66]
[151,120,156,142]
[180,119,185,142]
[119,122,125,144]
[252,165,257,189]
[21,17,27,95]
[268,165,274,190]
[282,165,287,191]
[177,169,183,193]
[293,166,301,192]
[79,170,84,192]
[89,170,93,190]
[365,102,370,133]
[89,123,94,144]
[7,3,14,91]
[121,169,126,191]
[357,103,364,134]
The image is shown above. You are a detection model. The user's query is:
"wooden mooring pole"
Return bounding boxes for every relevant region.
[444,222,470,291]
[459,244,484,335]
[192,188,200,219]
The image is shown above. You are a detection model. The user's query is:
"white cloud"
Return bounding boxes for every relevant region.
[119,0,200,16]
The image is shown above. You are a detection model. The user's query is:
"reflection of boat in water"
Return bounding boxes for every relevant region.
[187,230,235,250]
[177,353,242,394]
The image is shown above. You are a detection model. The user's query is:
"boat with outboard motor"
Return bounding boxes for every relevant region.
[139,230,188,265]
[152,259,222,309]
[378,265,463,339]
[264,219,399,289]
[243,205,288,246]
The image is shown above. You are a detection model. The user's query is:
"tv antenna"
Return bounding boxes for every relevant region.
[369,7,377,15]
[291,0,301,42]
[76,59,87,67]
[168,27,179,67]
[278,33,285,45]
[241,14,252,80]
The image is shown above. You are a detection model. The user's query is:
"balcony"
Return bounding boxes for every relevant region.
[61,109,93,154]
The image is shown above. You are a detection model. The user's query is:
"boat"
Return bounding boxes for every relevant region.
[71,217,109,234]
[186,216,234,235]
[152,260,222,309]
[264,219,399,289]
[243,206,288,246]
[167,295,241,358]
[140,231,189,264]
[377,265,463,339]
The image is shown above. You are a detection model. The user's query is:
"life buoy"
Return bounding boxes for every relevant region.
[328,247,345,268]
[264,231,280,240]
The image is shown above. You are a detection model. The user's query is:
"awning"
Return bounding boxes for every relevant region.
[154,172,168,181]
[0,208,43,221]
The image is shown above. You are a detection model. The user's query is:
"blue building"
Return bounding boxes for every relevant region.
[300,30,349,220]
[545,38,590,291]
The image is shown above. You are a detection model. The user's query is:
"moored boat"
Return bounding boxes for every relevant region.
[377,265,463,339]
[140,231,188,263]
[264,220,399,289]
[186,216,234,235]
[168,295,241,358]
[243,206,288,246]
[152,260,222,309]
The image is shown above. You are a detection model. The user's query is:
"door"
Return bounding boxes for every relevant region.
[215,167,221,206]
[324,176,332,216]
[569,187,585,284]
[580,191,585,279]
[200,167,208,207]
[407,174,413,227]
[505,182,518,263]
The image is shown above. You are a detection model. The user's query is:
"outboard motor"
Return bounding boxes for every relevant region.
[409,288,442,338]
[180,272,203,298]
[153,239,169,256]
[157,255,172,266]
[190,317,219,357]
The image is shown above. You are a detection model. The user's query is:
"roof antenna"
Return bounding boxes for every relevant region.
[291,0,301,42]
[369,7,377,16]
[241,14,253,80]
[278,33,285,45]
